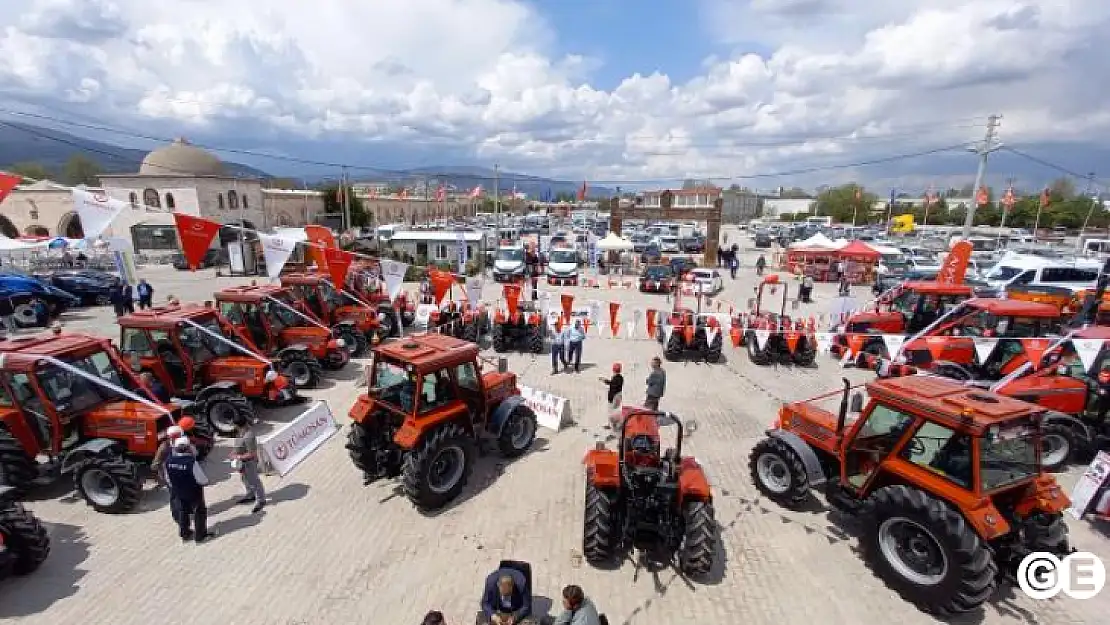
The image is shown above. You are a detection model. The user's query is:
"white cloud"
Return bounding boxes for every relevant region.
[1,0,1108,187]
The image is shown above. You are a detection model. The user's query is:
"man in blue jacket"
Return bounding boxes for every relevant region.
[164,436,215,543]
[479,567,533,624]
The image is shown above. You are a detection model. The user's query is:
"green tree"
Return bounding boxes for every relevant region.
[61,155,102,186]
[8,161,53,182]
[1049,177,1076,200]
[813,184,879,224]
[323,185,370,228]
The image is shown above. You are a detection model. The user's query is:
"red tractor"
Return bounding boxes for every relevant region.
[750,375,1071,615]
[0,485,49,580]
[830,282,973,358]
[0,332,211,512]
[583,407,717,576]
[489,285,545,354]
[741,275,816,366]
[214,284,349,388]
[281,272,385,355]
[655,292,724,362]
[427,299,489,344]
[117,304,297,436]
[346,333,538,510]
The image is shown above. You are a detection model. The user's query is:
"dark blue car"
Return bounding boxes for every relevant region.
[0,273,81,327]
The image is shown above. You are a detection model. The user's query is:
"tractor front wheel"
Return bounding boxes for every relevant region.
[462,321,480,343]
[74,456,142,514]
[203,392,254,437]
[0,501,50,576]
[664,332,684,360]
[334,327,362,358]
[1040,423,1077,472]
[0,430,38,497]
[491,324,507,352]
[497,405,537,457]
[705,335,723,363]
[864,485,997,616]
[749,438,810,508]
[583,481,619,565]
[746,333,771,365]
[527,325,544,354]
[793,341,817,367]
[679,500,717,577]
[401,423,473,511]
[280,353,319,389]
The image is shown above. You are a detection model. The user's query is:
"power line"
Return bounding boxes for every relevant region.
[1001,146,1110,190]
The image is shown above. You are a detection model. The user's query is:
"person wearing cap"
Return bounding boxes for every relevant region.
[599,363,624,429]
[229,413,265,514]
[151,425,185,488]
[164,436,214,543]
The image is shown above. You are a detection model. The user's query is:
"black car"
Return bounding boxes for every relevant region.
[173,249,226,270]
[639,264,675,293]
[681,237,705,253]
[40,270,120,306]
[754,232,773,248]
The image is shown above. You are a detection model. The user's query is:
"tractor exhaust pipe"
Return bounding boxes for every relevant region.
[836,377,851,434]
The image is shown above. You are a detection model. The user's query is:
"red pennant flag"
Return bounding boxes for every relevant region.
[645,309,657,337]
[561,293,574,321]
[173,213,223,271]
[784,331,801,354]
[1040,187,1051,208]
[610,320,620,337]
[0,172,21,204]
[608,301,620,330]
[503,284,521,319]
[975,186,989,207]
[1024,338,1051,369]
[324,248,355,291]
[683,325,695,345]
[1002,187,1015,209]
[428,269,455,305]
[583,318,592,335]
[925,336,949,361]
[304,225,336,271]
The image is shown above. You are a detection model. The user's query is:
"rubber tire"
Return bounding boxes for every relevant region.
[679,500,717,577]
[583,481,619,565]
[377,310,397,338]
[190,422,215,461]
[746,333,771,365]
[528,325,544,354]
[349,329,370,357]
[497,405,537,458]
[491,324,507,352]
[346,422,375,475]
[462,322,479,344]
[12,300,44,328]
[793,340,817,367]
[281,354,320,389]
[705,335,723,363]
[73,456,142,514]
[334,326,362,357]
[0,501,50,576]
[204,393,254,437]
[664,332,684,360]
[1019,512,1069,554]
[0,430,38,497]
[863,485,997,616]
[1040,423,1076,473]
[401,422,473,511]
[748,437,810,508]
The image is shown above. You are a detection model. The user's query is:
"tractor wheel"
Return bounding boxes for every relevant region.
[746,333,771,365]
[349,330,370,357]
[664,332,684,360]
[1017,512,1070,555]
[491,324,507,352]
[462,321,480,344]
[748,437,810,508]
[401,423,473,511]
[705,335,723,363]
[527,325,544,354]
[1040,423,1077,472]
[792,341,817,367]
[74,456,142,514]
[334,327,362,357]
[12,299,45,328]
[280,353,319,389]
[346,422,376,475]
[583,481,619,565]
[863,340,887,359]
[863,485,997,616]
[497,404,537,458]
[0,430,38,497]
[203,392,254,437]
[679,500,717,577]
[322,348,349,371]
[0,501,50,576]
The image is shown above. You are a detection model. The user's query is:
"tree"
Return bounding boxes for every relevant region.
[61,155,102,186]
[323,185,370,228]
[7,161,53,182]
[813,184,879,224]
[1049,177,1076,200]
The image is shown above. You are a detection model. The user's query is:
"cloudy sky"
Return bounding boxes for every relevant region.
[1,0,1108,191]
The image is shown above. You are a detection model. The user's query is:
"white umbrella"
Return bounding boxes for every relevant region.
[596,232,633,251]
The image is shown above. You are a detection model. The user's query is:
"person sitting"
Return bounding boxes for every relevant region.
[552,585,603,625]
[479,566,533,625]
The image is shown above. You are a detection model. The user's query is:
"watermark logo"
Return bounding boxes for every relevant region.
[1017,551,1106,600]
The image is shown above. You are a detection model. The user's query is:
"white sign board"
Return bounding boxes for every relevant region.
[518,385,570,431]
[1068,451,1110,519]
[260,401,338,476]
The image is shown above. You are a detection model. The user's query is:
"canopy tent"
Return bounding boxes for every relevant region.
[788,232,838,249]
[838,240,881,259]
[596,232,634,251]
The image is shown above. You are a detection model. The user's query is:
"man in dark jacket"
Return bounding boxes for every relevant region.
[121,283,135,314]
[136,279,154,309]
[479,567,533,624]
[164,436,215,543]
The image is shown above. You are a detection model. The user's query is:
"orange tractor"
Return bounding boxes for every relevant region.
[0,332,211,512]
[489,284,545,353]
[346,334,538,510]
[346,260,417,333]
[281,272,386,355]
[740,274,817,366]
[583,408,717,577]
[656,291,724,362]
[750,375,1071,615]
[117,304,297,436]
[214,284,349,388]
[0,486,49,580]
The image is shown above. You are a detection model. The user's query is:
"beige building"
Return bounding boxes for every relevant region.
[361,197,478,225]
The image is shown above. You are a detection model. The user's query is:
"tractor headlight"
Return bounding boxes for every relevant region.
[336,338,346,348]
[265,370,279,383]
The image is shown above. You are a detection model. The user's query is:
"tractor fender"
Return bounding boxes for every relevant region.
[1042,411,1094,445]
[196,381,242,403]
[766,429,827,486]
[59,438,121,474]
[489,394,528,436]
[277,344,313,359]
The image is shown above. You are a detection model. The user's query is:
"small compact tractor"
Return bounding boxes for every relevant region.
[428,300,489,344]
[749,375,1072,615]
[281,272,385,355]
[655,292,724,362]
[742,275,816,366]
[582,407,717,577]
[346,260,417,332]
[0,332,211,513]
[489,285,545,353]
[346,334,539,510]
[118,304,298,436]
[215,284,349,387]
[0,486,49,580]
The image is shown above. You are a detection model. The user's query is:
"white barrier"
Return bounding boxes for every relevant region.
[518,385,570,431]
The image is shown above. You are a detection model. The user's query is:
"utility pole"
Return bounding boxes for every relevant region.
[1078,172,1098,250]
[494,164,501,239]
[341,167,351,232]
[962,114,1003,239]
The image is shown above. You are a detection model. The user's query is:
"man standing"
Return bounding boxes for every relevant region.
[136,278,154,309]
[121,282,135,314]
[550,322,567,374]
[229,413,266,514]
[164,436,215,543]
[565,319,585,373]
[644,356,666,411]
[109,283,124,317]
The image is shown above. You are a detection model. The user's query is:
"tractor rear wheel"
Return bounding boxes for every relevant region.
[346,422,376,476]
[497,405,537,458]
[746,333,771,365]
[793,341,817,367]
[0,430,38,497]
[74,456,142,514]
[401,423,473,511]
[280,353,319,389]
[203,392,254,437]
[863,485,996,616]
[491,324,507,352]
[679,500,717,577]
[0,501,50,576]
[749,438,810,508]
[527,325,544,354]
[1040,423,1077,472]
[705,335,723,363]
[334,326,361,357]
[664,332,684,360]
[583,481,619,565]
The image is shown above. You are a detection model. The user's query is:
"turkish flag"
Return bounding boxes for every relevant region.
[324,247,355,291]
[0,172,21,204]
[645,309,657,338]
[608,301,620,331]
[173,213,222,271]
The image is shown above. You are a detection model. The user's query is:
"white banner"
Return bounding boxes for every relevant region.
[1068,451,1110,519]
[972,337,999,364]
[260,401,338,477]
[814,332,833,354]
[259,234,298,279]
[546,306,592,328]
[381,260,409,301]
[1073,338,1105,373]
[755,329,770,350]
[882,334,905,359]
[72,188,126,239]
[518,385,570,431]
[465,277,482,312]
[663,324,674,345]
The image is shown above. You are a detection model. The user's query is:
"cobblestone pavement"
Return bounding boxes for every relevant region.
[2,230,1108,625]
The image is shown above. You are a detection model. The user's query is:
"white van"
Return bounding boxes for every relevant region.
[983,252,1100,293]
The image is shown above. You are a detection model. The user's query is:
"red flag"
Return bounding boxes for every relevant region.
[1040,187,1051,208]
[975,186,989,207]
[608,301,620,331]
[469,186,482,198]
[561,293,575,322]
[427,269,455,305]
[173,213,222,271]
[305,225,336,271]
[324,247,355,291]
[645,309,657,338]
[1023,338,1051,369]
[0,172,21,204]
[577,181,588,201]
[503,284,521,319]
[1002,187,1015,209]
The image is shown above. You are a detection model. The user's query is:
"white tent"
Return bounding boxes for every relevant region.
[596,232,634,251]
[789,232,838,249]
[0,236,48,251]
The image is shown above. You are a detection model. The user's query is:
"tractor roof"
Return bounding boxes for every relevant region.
[867,375,1043,434]
[118,304,219,329]
[964,298,1061,318]
[215,284,287,303]
[902,281,973,295]
[0,332,111,371]
[374,333,479,374]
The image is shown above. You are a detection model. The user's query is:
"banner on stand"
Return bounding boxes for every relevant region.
[1067,451,1110,520]
[518,385,570,431]
[260,401,338,477]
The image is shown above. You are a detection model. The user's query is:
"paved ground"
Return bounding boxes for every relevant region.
[3,226,1109,625]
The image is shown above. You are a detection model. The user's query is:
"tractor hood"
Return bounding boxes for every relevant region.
[204,356,272,382]
[82,400,166,426]
[280,327,332,345]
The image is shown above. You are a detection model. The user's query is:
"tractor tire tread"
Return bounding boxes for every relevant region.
[346,422,375,474]
[400,423,472,511]
[0,501,50,575]
[74,457,142,514]
[748,437,810,508]
[583,482,618,564]
[679,500,717,577]
[497,405,537,458]
[0,431,38,496]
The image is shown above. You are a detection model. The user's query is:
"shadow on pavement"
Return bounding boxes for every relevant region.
[0,522,89,618]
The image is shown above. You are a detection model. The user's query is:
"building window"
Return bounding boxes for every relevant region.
[228,190,239,210]
[142,188,161,210]
[217,193,225,210]
[165,193,176,210]
[129,192,139,210]
[434,244,449,260]
[241,194,249,209]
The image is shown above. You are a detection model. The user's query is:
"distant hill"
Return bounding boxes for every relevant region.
[0,122,271,179]
[304,164,614,199]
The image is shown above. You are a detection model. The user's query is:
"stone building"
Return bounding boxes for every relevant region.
[360,197,479,225]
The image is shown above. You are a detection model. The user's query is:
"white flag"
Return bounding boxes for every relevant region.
[381,260,409,301]
[663,324,674,344]
[72,188,127,239]
[259,234,298,279]
[705,327,719,346]
[630,309,642,338]
[814,332,833,354]
[465,277,482,312]
[1073,338,1105,373]
[882,334,906,359]
[972,337,999,364]
[755,329,770,350]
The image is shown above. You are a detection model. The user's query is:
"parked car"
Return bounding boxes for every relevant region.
[754,232,773,248]
[0,274,81,327]
[689,268,724,295]
[641,243,662,264]
[639,264,675,293]
[38,270,120,306]
[173,249,226,270]
[681,237,705,253]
